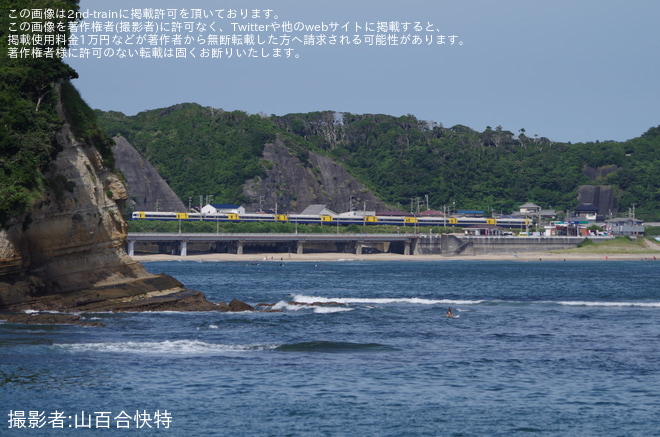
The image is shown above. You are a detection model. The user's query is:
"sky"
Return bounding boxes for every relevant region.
[65,0,660,143]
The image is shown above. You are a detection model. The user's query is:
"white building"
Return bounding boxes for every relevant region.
[201,203,245,215]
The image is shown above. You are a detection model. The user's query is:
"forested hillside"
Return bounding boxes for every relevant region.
[99,104,277,206]
[97,104,660,220]
[0,0,114,225]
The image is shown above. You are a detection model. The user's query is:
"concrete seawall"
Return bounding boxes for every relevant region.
[414,235,596,256]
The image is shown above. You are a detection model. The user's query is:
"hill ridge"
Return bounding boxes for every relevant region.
[96,103,660,220]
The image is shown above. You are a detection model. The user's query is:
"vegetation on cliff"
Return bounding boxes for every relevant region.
[3,0,657,223]
[99,104,276,206]
[97,104,660,220]
[0,0,114,226]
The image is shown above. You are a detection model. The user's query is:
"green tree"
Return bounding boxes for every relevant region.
[0,0,82,225]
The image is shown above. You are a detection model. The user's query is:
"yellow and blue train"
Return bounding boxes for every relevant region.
[131,211,530,228]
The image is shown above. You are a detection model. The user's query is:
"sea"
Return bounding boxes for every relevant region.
[1,259,659,436]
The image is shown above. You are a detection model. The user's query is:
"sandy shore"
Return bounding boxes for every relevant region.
[132,251,659,263]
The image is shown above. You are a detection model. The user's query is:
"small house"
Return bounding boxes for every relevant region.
[519,202,541,215]
[574,204,599,221]
[463,225,506,236]
[201,203,245,215]
[606,218,644,236]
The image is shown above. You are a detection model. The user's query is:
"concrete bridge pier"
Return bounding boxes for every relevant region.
[180,240,188,257]
[355,242,363,255]
[157,242,177,255]
[127,240,135,257]
[237,241,244,255]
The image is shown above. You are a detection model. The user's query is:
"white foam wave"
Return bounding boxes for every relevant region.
[197,324,220,330]
[556,301,660,308]
[23,309,75,315]
[269,300,354,313]
[271,301,306,311]
[313,306,354,314]
[291,295,483,306]
[55,340,276,355]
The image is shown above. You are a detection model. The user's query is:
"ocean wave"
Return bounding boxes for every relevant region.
[271,301,305,311]
[555,301,660,308]
[291,294,483,306]
[275,340,396,353]
[196,324,220,330]
[22,309,80,315]
[313,306,354,314]
[268,300,355,313]
[53,340,276,355]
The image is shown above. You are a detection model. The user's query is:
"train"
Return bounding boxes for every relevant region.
[131,211,530,228]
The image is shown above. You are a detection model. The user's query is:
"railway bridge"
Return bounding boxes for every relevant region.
[126,233,594,257]
[126,232,420,256]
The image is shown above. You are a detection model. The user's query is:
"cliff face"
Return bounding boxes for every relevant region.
[0,88,209,312]
[112,136,186,212]
[243,139,389,213]
[577,185,619,217]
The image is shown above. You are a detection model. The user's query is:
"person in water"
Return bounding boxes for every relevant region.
[446,307,454,318]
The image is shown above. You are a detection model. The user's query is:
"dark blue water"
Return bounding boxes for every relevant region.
[2,260,660,436]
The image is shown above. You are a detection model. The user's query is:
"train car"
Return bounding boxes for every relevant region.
[131,210,532,229]
[131,211,179,220]
[332,215,370,226]
[496,217,530,227]
[287,214,325,225]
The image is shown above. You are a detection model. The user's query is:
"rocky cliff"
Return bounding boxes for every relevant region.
[243,139,389,213]
[112,135,186,212]
[0,85,215,314]
[577,185,619,217]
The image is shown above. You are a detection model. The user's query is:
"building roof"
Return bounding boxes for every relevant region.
[299,204,337,216]
[575,204,599,212]
[210,203,241,209]
[519,202,540,209]
[606,217,643,224]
